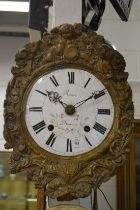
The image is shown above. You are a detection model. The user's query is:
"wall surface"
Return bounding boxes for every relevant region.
[0,36,29,151]
[98,0,140,119]
[97,1,140,209]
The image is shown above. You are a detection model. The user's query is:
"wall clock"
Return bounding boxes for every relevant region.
[4,23,134,201]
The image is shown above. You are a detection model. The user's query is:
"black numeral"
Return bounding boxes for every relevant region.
[68,72,74,84]
[32,121,46,134]
[35,90,47,96]
[84,78,91,88]
[29,107,43,112]
[94,90,105,99]
[67,139,72,152]
[93,122,107,135]
[46,133,57,147]
[85,136,92,146]
[98,109,110,115]
[50,75,59,87]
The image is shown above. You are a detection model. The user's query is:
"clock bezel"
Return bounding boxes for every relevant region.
[21,63,118,161]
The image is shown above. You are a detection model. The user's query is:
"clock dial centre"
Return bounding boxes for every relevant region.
[65,104,76,115]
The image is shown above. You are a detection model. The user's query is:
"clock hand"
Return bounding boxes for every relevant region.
[94,88,106,99]
[74,95,94,108]
[46,91,59,103]
[58,98,67,108]
[74,89,106,108]
[46,91,67,108]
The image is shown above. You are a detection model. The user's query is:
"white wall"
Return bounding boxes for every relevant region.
[97,1,140,209]
[0,36,29,151]
[98,0,140,119]
[52,0,82,27]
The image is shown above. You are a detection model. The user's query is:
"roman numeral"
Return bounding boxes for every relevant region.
[85,136,92,146]
[93,122,107,135]
[94,90,106,99]
[29,107,43,112]
[32,121,46,134]
[84,78,91,88]
[67,139,72,152]
[98,109,110,115]
[50,75,59,87]
[35,90,47,96]
[68,72,74,84]
[46,133,57,147]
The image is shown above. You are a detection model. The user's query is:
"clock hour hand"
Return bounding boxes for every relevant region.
[46,91,67,108]
[58,98,67,108]
[74,89,106,108]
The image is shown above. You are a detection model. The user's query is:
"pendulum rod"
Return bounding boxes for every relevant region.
[93,189,98,210]
[37,187,46,210]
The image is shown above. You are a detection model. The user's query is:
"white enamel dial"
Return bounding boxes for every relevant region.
[25,68,114,156]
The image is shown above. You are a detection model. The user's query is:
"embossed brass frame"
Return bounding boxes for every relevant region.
[3,24,134,201]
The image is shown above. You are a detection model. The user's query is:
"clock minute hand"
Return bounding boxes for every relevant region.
[74,89,106,108]
[94,88,106,99]
[74,94,94,108]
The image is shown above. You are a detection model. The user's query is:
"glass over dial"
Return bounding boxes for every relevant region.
[25,68,114,156]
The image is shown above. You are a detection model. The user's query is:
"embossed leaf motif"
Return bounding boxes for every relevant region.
[3,23,134,201]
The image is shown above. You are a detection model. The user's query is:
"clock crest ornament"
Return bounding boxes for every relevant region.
[4,24,134,201]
